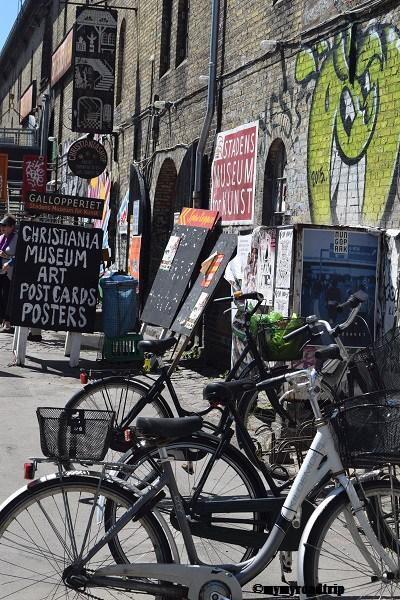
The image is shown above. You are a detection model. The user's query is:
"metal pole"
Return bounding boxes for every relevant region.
[192,0,220,208]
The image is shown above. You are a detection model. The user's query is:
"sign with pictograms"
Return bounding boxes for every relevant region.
[72,6,118,134]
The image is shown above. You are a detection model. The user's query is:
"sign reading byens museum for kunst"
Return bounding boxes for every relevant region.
[210,121,258,225]
[9,222,103,333]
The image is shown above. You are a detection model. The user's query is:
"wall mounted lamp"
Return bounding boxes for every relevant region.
[260,39,279,53]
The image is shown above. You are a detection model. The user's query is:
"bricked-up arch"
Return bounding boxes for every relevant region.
[115,18,126,106]
[262,139,287,226]
[150,158,178,283]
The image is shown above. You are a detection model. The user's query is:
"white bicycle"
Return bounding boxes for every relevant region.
[1,293,400,599]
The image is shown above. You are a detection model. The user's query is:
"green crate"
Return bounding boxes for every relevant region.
[102,333,144,363]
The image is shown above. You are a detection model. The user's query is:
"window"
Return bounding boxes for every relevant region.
[176,0,189,66]
[160,0,173,77]
[115,19,126,106]
[262,139,287,225]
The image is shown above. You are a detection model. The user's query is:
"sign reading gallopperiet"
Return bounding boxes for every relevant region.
[25,191,104,219]
[9,222,103,333]
[210,122,258,225]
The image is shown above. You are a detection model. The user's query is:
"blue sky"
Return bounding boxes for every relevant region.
[0,1,21,54]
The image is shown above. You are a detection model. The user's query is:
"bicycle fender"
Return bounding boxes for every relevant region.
[296,484,343,591]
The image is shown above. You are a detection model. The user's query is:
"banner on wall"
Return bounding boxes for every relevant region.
[22,155,47,202]
[89,171,111,251]
[301,228,379,347]
[128,235,141,283]
[210,121,258,225]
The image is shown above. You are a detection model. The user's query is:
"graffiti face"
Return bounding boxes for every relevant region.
[296,26,400,225]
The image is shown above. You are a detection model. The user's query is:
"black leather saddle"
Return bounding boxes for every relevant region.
[137,337,177,356]
[136,416,203,445]
[203,379,256,406]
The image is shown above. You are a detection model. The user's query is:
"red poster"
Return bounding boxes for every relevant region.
[0,154,8,202]
[128,235,141,286]
[178,207,219,229]
[210,122,258,225]
[22,155,47,201]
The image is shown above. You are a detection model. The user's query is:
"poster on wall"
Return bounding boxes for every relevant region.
[210,121,258,225]
[301,228,380,347]
[9,221,103,332]
[242,227,276,305]
[275,228,293,289]
[128,235,141,283]
[72,6,117,134]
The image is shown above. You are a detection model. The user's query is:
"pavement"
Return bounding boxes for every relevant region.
[0,329,308,597]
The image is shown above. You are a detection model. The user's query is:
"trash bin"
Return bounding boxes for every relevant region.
[99,273,138,338]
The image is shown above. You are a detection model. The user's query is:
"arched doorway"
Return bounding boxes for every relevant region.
[262,139,287,225]
[150,158,178,283]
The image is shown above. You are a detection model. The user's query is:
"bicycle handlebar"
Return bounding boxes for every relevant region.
[214,292,264,302]
[282,290,367,343]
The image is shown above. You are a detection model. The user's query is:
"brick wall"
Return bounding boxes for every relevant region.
[1,0,400,359]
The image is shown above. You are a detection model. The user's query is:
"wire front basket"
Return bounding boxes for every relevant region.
[351,327,400,392]
[37,408,115,461]
[330,391,400,468]
[256,317,308,362]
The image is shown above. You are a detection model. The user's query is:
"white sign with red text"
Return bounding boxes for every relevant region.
[210,121,258,225]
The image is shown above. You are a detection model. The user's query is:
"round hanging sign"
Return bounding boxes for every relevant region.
[67,137,108,179]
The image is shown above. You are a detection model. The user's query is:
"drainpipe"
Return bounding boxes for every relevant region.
[192,0,220,208]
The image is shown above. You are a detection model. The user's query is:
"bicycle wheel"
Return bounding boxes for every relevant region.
[121,434,267,564]
[302,480,400,599]
[0,473,173,599]
[66,376,172,462]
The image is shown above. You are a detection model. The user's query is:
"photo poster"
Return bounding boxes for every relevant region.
[172,233,237,337]
[273,227,294,317]
[242,227,276,305]
[140,224,210,329]
[9,221,103,333]
[301,228,380,347]
[128,235,141,285]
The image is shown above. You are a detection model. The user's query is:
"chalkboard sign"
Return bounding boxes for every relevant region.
[141,224,210,329]
[172,233,237,337]
[9,221,103,333]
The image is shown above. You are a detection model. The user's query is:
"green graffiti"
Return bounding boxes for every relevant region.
[296,25,400,225]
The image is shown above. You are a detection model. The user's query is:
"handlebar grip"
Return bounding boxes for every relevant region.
[336,290,368,312]
[282,323,310,342]
[234,292,264,301]
[256,374,287,390]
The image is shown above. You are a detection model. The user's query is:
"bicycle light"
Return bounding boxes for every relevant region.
[24,462,36,480]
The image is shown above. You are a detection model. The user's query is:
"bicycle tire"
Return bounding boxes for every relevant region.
[120,433,267,564]
[0,472,173,599]
[302,480,400,599]
[66,376,173,461]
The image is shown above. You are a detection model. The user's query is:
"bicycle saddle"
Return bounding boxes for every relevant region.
[137,337,177,356]
[203,379,256,405]
[136,416,203,444]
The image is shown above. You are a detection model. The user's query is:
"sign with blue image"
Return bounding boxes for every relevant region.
[301,228,380,347]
